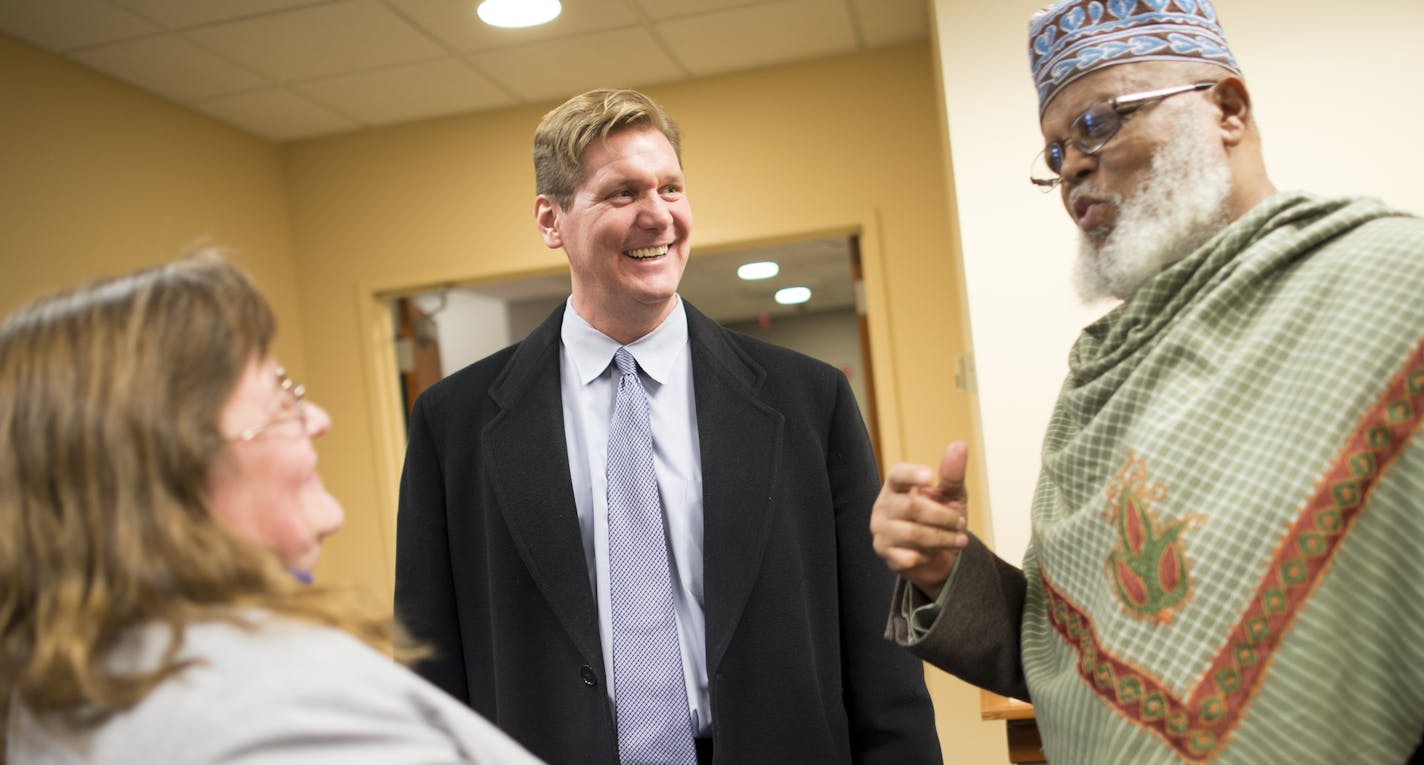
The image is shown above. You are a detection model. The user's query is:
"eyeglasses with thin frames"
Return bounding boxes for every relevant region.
[1029,81,1218,191]
[229,367,308,442]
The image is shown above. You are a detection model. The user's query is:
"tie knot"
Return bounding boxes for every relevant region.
[614,347,639,377]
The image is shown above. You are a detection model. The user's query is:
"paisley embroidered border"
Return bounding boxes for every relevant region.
[1042,337,1424,760]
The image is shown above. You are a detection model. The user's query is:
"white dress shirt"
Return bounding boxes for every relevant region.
[558,296,709,735]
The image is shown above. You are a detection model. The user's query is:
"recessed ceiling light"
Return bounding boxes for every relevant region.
[775,287,812,305]
[476,0,561,28]
[737,261,779,280]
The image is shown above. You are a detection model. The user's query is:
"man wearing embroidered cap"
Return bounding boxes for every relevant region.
[872,2,1424,763]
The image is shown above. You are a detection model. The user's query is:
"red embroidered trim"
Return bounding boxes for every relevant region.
[1042,337,1424,761]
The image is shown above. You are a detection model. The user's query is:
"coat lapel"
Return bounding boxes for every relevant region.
[484,304,602,665]
[685,303,784,674]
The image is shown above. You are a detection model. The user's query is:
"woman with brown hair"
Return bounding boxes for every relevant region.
[0,254,540,764]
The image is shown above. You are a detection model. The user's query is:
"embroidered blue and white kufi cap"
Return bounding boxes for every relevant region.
[1029,0,1241,115]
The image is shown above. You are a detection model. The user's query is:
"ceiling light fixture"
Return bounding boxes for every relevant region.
[774,287,812,305]
[737,261,780,280]
[476,0,562,28]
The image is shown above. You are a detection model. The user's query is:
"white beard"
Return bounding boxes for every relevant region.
[1071,111,1233,302]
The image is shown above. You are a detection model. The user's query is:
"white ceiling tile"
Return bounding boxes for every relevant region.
[656,0,856,76]
[110,0,324,29]
[0,0,159,52]
[851,0,927,48]
[630,0,779,22]
[186,0,444,82]
[296,58,516,125]
[390,0,637,52]
[192,87,357,141]
[469,26,685,104]
[71,34,267,102]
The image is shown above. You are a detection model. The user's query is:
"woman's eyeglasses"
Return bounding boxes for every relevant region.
[230,367,308,442]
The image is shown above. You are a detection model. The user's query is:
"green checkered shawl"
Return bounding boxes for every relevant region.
[1021,192,1424,764]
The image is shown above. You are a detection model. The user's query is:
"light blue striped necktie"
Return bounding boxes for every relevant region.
[606,347,697,765]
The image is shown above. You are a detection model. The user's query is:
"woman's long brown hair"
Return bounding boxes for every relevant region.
[0,253,403,747]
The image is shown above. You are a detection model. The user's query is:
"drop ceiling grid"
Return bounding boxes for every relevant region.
[0,0,929,142]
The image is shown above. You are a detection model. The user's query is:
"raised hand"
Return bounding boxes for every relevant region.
[870,442,971,599]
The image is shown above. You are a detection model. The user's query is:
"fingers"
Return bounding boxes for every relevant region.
[871,443,972,588]
[908,490,967,530]
[875,540,963,601]
[874,447,968,528]
[869,442,973,597]
[875,524,967,560]
[871,506,967,552]
[882,462,934,494]
[875,476,967,529]
[871,486,968,556]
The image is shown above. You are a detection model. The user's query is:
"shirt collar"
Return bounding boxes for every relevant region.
[561,296,687,385]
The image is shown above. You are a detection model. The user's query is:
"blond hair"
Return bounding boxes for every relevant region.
[533,88,682,209]
[0,253,402,740]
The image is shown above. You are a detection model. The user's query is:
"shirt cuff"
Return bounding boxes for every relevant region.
[901,553,964,641]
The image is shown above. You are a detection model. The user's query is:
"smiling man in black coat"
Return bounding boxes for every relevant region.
[394,88,941,765]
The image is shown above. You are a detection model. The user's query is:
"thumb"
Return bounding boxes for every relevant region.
[935,441,969,502]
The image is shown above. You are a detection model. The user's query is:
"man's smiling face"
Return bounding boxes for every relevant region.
[540,125,692,336]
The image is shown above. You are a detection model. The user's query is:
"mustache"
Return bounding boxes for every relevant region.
[1068,183,1121,209]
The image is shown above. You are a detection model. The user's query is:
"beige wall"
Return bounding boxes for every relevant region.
[0,32,305,370]
[932,0,1424,569]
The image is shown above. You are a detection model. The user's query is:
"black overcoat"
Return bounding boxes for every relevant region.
[395,301,941,764]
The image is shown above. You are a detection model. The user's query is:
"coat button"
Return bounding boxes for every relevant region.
[580,665,598,687]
